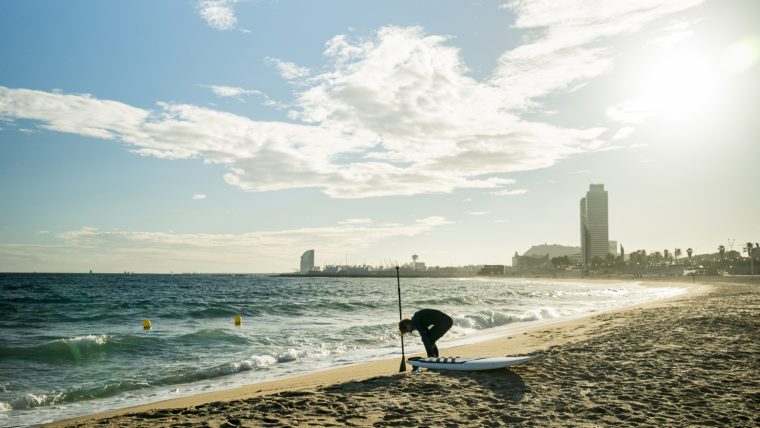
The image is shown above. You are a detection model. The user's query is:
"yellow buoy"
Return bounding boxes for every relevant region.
[234,316,242,326]
[143,320,151,330]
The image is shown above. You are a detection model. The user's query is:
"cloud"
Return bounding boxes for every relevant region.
[0,1,704,199]
[198,84,285,108]
[338,218,373,225]
[647,21,694,48]
[468,211,489,216]
[612,126,635,141]
[197,0,239,31]
[494,0,704,109]
[54,217,452,253]
[605,98,652,124]
[491,189,528,196]
[265,57,311,80]
[193,194,207,200]
[1,218,452,272]
[0,87,149,140]
[200,84,261,98]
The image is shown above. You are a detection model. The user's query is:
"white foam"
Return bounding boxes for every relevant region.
[9,394,48,410]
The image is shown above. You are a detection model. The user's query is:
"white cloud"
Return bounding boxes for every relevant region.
[612,126,635,141]
[338,218,373,225]
[200,84,261,98]
[0,1,705,199]
[55,218,452,253]
[0,87,149,140]
[605,98,652,124]
[198,0,239,31]
[265,57,311,80]
[647,21,694,48]
[198,84,284,108]
[193,194,207,200]
[0,218,452,272]
[494,0,704,109]
[468,211,489,216]
[491,189,528,196]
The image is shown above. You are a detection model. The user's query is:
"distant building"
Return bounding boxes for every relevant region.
[300,249,315,274]
[412,254,426,271]
[478,265,506,275]
[580,184,610,265]
[608,240,618,257]
[523,244,580,259]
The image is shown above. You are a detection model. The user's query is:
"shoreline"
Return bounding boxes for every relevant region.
[44,278,725,427]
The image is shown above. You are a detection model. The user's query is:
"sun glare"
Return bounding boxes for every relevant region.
[636,48,721,121]
[721,36,760,74]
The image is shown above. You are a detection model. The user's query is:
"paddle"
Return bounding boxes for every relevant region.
[396,266,406,372]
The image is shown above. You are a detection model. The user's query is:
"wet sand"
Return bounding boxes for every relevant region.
[50,279,759,427]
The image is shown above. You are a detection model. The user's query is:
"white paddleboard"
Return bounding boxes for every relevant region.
[407,354,541,371]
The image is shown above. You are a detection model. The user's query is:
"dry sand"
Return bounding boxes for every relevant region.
[49,279,759,427]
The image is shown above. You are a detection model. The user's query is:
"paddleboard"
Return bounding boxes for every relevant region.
[407,354,541,371]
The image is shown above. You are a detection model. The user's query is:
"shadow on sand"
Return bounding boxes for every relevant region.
[439,368,529,403]
[320,367,528,403]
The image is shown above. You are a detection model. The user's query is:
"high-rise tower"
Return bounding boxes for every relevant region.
[580,184,609,265]
[300,249,315,274]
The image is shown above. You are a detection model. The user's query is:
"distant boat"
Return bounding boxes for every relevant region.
[89,270,93,274]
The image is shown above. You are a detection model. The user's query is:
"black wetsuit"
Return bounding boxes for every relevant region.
[411,309,453,357]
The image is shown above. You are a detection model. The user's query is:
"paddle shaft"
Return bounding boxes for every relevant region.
[396,266,406,372]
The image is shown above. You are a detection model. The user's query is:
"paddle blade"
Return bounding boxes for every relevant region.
[399,358,406,372]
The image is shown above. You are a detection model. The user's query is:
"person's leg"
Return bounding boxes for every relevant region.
[425,315,453,349]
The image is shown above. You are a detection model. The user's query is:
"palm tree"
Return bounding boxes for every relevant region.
[674,248,682,263]
[718,245,726,272]
[745,242,754,275]
[687,248,693,261]
[651,251,663,266]
[591,256,604,269]
[604,253,615,267]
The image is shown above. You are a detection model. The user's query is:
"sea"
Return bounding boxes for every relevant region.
[0,273,686,427]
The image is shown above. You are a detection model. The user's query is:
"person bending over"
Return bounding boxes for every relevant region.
[398,308,453,358]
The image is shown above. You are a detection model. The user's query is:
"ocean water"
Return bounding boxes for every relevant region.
[0,273,685,426]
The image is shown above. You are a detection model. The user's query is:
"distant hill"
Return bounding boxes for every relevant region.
[523,244,580,259]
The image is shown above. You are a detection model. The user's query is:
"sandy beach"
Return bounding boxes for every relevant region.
[48,278,759,427]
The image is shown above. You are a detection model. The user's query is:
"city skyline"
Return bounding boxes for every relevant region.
[1,1,759,273]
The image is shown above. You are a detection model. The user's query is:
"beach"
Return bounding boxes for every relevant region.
[47,278,759,427]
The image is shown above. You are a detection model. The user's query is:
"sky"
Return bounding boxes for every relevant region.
[0,0,758,273]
